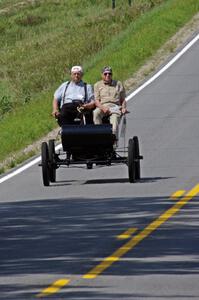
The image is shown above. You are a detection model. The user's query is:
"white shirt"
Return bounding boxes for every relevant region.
[54,80,94,108]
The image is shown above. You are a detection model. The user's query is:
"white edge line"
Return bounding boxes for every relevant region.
[126,33,199,101]
[1,33,199,184]
[0,144,62,184]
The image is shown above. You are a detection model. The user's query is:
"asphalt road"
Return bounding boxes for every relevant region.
[0,33,199,300]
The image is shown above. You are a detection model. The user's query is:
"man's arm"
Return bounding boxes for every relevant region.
[95,99,110,114]
[52,82,66,117]
[119,82,127,114]
[82,84,95,110]
[94,83,110,114]
[82,101,95,110]
[52,98,60,117]
[120,98,127,114]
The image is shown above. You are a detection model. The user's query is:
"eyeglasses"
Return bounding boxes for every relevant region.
[103,73,112,76]
[72,72,81,75]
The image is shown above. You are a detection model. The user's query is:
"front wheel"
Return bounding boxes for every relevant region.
[128,138,136,183]
[48,139,56,182]
[41,142,50,186]
[133,136,141,180]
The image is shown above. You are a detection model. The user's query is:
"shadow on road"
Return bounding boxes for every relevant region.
[0,195,198,299]
[50,176,173,186]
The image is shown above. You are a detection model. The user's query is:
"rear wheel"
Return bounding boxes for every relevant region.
[48,139,56,182]
[133,136,141,180]
[87,162,93,169]
[41,142,50,186]
[128,138,136,183]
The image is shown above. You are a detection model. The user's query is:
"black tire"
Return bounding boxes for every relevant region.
[128,138,136,183]
[48,139,56,182]
[87,162,93,169]
[41,142,50,186]
[133,136,141,180]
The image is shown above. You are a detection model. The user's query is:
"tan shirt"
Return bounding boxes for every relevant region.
[94,80,126,105]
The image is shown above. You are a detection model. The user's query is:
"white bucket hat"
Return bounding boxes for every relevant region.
[71,65,83,74]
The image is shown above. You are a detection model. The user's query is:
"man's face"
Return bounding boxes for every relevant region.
[102,71,112,84]
[71,71,82,83]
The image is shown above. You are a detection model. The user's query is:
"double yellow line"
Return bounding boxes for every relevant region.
[37,184,199,297]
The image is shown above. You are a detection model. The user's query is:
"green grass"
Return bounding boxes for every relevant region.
[0,0,199,165]
[84,0,199,82]
[0,0,157,104]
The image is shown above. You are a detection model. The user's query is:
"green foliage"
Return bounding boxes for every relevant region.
[0,0,165,109]
[0,91,55,160]
[16,14,46,27]
[0,81,15,118]
[0,95,13,116]
[83,0,199,83]
[0,0,198,163]
[0,166,5,175]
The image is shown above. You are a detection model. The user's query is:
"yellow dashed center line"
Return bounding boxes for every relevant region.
[170,190,185,200]
[36,184,199,296]
[117,227,137,240]
[37,279,70,298]
[83,184,199,279]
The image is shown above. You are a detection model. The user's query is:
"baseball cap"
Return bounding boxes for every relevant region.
[102,66,112,74]
[71,65,83,74]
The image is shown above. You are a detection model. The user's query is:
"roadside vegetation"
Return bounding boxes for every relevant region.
[0,0,198,172]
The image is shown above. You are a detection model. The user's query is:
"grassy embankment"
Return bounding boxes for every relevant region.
[0,0,198,173]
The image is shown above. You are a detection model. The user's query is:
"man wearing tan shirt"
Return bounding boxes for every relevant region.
[93,66,127,141]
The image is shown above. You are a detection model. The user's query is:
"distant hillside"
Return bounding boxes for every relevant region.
[0,0,166,117]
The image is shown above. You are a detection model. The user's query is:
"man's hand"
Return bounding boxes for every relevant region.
[77,105,85,113]
[52,111,60,118]
[82,101,95,110]
[101,106,110,114]
[121,107,128,114]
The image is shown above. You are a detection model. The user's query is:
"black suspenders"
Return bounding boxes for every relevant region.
[83,82,88,103]
[62,81,70,103]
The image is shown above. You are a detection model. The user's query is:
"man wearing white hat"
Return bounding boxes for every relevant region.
[52,66,95,125]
